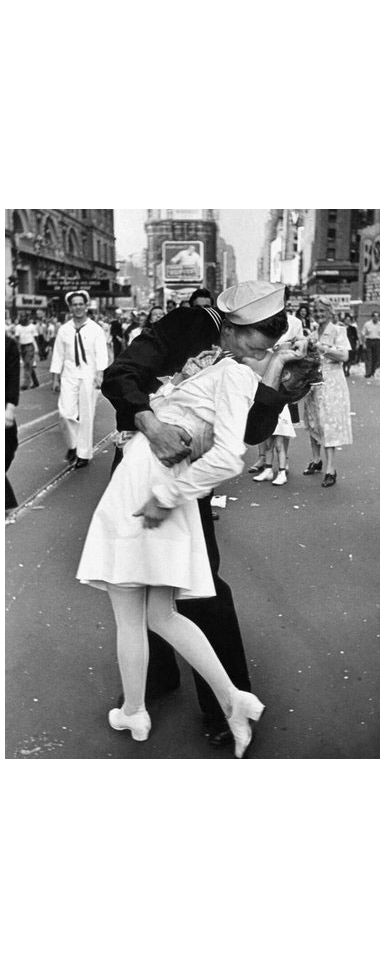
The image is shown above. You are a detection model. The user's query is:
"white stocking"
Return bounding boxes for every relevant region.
[107,585,149,716]
[147,586,235,717]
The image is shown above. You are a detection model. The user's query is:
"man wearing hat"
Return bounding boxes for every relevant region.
[102,281,306,745]
[50,291,109,469]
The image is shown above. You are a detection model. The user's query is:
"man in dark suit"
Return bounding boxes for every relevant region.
[102,282,306,745]
[5,334,20,514]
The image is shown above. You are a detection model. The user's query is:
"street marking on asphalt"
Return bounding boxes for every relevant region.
[5,431,115,524]
[19,409,58,431]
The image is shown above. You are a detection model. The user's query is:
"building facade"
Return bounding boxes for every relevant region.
[216,237,238,292]
[259,208,380,316]
[5,209,116,318]
[145,209,219,305]
[300,209,379,303]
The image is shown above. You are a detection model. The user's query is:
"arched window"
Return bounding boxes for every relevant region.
[12,209,30,235]
[67,228,80,257]
[42,216,58,247]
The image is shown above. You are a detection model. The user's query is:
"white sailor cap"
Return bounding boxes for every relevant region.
[217,281,285,325]
[65,289,90,307]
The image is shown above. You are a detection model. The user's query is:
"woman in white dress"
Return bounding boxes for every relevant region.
[303,297,352,488]
[77,283,305,757]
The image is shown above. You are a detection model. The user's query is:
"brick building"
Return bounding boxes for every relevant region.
[5,209,116,318]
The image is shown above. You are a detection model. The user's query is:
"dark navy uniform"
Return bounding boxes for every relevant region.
[102,306,286,732]
[5,335,20,510]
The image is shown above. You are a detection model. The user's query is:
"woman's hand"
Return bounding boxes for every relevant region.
[133,497,171,529]
[272,336,308,362]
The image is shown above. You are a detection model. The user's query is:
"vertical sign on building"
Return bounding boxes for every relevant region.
[362,233,380,302]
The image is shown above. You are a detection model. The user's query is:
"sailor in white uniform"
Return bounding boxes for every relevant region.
[50,290,109,468]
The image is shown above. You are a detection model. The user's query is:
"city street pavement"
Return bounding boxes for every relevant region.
[5,366,380,759]
[12,356,115,505]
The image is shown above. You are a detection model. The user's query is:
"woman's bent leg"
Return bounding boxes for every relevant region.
[107,585,149,716]
[147,587,264,757]
[148,586,239,717]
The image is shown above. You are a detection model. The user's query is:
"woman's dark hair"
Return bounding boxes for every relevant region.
[296,304,309,322]
[145,305,163,326]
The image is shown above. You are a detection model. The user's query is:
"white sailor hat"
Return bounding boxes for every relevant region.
[65,289,90,307]
[217,281,285,325]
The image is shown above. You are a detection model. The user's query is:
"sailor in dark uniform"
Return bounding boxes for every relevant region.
[102,282,306,745]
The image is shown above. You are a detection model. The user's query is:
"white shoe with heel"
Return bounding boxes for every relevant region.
[227,690,265,758]
[108,707,151,741]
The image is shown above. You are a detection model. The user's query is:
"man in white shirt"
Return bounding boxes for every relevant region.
[170,245,202,276]
[50,290,109,468]
[14,318,40,389]
[362,311,380,377]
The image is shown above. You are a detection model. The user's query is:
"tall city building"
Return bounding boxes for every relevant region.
[216,237,238,291]
[5,209,116,317]
[145,209,219,304]
[300,209,380,303]
[259,208,380,317]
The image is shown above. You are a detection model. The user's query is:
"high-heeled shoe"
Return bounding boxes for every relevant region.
[108,707,151,741]
[321,471,337,488]
[227,690,265,759]
[303,460,322,475]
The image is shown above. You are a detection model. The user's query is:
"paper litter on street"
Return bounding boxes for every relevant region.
[211,495,227,508]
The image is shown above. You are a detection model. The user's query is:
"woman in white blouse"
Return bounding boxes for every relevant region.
[77,288,305,757]
[303,296,352,487]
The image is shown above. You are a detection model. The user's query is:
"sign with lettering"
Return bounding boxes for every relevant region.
[362,235,380,274]
[163,241,204,283]
[16,294,48,308]
[38,276,114,297]
[311,293,351,310]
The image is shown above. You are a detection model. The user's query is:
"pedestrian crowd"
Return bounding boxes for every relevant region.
[4,282,380,759]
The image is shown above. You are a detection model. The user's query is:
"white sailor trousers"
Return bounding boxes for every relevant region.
[58,371,98,460]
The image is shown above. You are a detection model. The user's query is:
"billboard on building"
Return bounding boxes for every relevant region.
[361,229,380,302]
[163,241,204,283]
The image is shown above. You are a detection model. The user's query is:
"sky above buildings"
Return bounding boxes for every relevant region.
[114,209,270,280]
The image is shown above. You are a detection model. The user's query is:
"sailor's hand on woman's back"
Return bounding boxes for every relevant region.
[134,411,192,467]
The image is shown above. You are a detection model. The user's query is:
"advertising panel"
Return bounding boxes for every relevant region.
[311,293,351,311]
[16,294,48,309]
[362,232,380,302]
[163,241,204,283]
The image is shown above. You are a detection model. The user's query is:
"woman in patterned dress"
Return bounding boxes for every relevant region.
[303,297,352,488]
